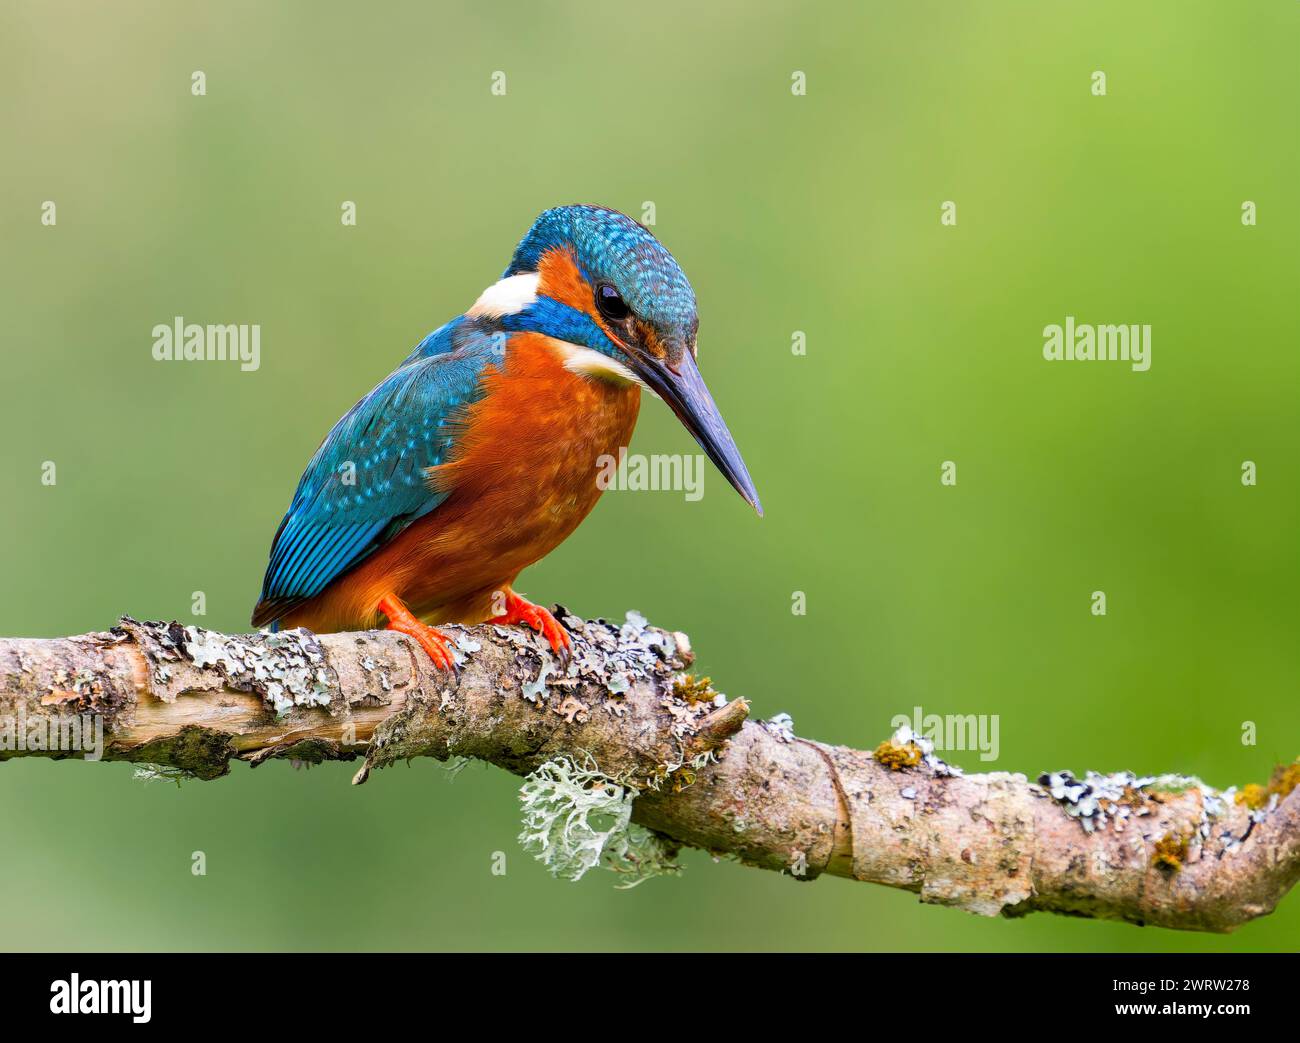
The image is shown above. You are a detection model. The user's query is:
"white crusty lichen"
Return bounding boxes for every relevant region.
[558,609,682,699]
[517,754,680,888]
[451,630,481,655]
[520,652,558,703]
[762,712,796,743]
[879,723,965,777]
[1035,769,1230,839]
[192,626,333,715]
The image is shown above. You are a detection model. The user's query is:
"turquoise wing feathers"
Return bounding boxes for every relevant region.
[252,319,500,627]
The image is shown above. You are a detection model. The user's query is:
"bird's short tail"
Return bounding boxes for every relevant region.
[250,598,294,631]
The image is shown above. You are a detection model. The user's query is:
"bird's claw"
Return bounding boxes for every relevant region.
[378,594,458,673]
[401,623,458,674]
[496,592,572,662]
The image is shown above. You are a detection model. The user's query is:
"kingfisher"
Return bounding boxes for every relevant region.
[252,204,761,668]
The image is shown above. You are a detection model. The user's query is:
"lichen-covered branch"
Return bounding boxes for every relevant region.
[0,613,1295,932]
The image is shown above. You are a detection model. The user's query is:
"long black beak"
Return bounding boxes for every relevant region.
[632,349,763,516]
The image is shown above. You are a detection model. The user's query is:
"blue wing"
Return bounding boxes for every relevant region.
[252,318,500,627]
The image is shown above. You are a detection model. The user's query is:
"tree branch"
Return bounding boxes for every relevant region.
[1,613,1294,932]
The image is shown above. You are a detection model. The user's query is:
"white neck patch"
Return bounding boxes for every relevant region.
[553,342,646,388]
[467,272,540,318]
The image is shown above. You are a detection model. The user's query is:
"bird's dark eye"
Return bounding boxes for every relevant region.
[595,282,630,322]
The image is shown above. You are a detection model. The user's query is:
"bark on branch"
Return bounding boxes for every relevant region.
[0,613,1295,933]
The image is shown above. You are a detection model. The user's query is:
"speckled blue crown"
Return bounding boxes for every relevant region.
[505,205,698,333]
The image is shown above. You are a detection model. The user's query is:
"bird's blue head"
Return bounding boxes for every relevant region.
[473,204,760,515]
[506,204,699,357]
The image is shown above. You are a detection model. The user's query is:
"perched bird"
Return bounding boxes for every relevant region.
[252,204,761,667]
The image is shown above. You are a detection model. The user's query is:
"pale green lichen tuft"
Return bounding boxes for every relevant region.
[132,763,188,786]
[517,754,681,888]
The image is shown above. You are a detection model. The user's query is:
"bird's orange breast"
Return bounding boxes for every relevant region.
[283,333,640,632]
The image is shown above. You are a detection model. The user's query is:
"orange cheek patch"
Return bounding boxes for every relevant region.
[537,247,597,317]
[633,319,667,360]
[536,247,625,345]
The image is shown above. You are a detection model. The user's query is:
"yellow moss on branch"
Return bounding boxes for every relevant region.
[672,674,715,706]
[1152,831,1191,874]
[1235,758,1300,810]
[873,738,922,771]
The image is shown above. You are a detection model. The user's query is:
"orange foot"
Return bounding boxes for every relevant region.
[378,594,456,671]
[493,590,572,658]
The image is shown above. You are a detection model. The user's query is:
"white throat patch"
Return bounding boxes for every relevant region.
[467,272,540,318]
[554,342,646,388]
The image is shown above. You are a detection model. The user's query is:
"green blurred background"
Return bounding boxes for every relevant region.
[1,0,1296,951]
